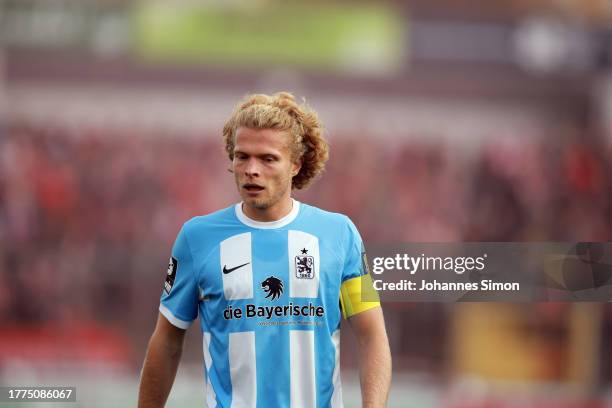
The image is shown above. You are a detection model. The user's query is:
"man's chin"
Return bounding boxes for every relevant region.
[243,197,270,210]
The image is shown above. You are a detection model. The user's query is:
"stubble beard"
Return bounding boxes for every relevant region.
[249,197,271,210]
[242,178,291,211]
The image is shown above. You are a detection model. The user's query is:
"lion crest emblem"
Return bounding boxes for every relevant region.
[295,255,314,279]
[261,276,283,300]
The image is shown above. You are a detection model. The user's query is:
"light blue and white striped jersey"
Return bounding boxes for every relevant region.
[160,199,378,408]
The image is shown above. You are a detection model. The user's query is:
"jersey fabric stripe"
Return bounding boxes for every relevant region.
[288,230,320,298]
[330,330,343,408]
[229,332,257,408]
[203,332,217,408]
[220,233,253,300]
[290,330,316,407]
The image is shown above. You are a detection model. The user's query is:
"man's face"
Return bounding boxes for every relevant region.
[232,127,300,213]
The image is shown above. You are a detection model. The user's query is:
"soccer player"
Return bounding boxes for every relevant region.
[138,92,391,408]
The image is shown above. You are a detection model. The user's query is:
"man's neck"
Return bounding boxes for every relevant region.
[242,197,294,222]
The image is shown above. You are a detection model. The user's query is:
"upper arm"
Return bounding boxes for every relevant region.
[152,312,188,351]
[347,306,387,344]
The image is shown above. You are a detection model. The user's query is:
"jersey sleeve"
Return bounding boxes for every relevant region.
[339,217,380,319]
[159,224,199,329]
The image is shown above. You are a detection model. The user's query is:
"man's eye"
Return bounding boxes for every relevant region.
[265,157,276,162]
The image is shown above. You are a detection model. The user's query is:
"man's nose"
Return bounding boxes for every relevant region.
[244,158,260,177]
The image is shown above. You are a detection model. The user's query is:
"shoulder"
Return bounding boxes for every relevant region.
[181,205,237,236]
[299,202,357,232]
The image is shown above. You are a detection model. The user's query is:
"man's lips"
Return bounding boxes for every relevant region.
[243,184,265,192]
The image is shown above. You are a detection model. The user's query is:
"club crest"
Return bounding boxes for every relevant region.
[295,255,315,279]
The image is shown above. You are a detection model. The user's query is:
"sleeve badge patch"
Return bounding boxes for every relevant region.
[164,257,178,294]
[361,245,371,276]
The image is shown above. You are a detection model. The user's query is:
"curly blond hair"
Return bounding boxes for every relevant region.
[222,92,329,190]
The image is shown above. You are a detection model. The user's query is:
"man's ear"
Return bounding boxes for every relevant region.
[291,160,302,177]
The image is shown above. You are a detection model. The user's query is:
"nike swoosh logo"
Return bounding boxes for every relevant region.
[223,262,250,274]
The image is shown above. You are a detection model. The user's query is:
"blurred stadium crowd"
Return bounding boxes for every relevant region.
[1,121,610,329]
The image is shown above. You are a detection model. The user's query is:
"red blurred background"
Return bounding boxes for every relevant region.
[2,1,612,406]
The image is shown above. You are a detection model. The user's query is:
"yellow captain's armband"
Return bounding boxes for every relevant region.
[339,274,380,319]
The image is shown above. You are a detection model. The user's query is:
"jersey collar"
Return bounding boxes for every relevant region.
[235,199,300,229]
